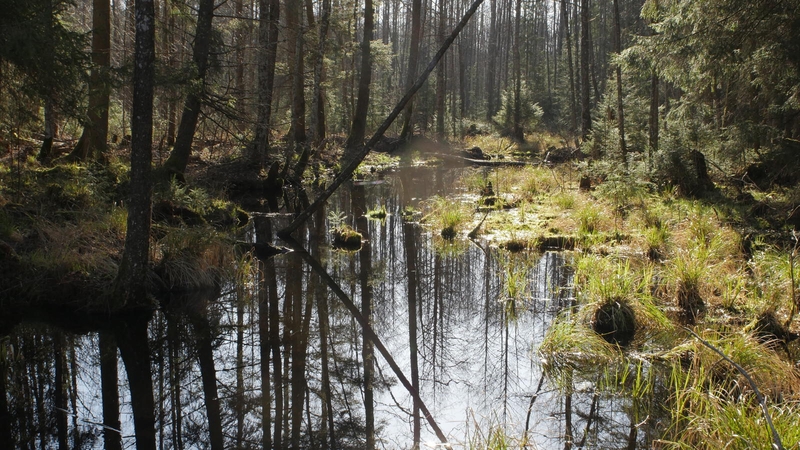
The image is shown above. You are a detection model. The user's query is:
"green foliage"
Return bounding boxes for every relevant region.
[162,179,212,215]
[366,204,387,220]
[664,330,800,449]
[332,224,362,250]
[492,81,544,137]
[629,0,800,184]
[576,202,602,234]
[422,195,469,240]
[0,0,89,122]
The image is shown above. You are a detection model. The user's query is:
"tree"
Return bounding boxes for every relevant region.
[114,0,155,308]
[163,0,215,180]
[485,0,499,122]
[71,0,111,161]
[612,0,626,163]
[285,0,306,147]
[435,0,448,140]
[580,0,591,141]
[344,0,375,153]
[399,0,422,140]
[309,0,331,146]
[249,0,280,170]
[511,0,523,142]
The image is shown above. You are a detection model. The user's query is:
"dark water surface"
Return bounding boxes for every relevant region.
[0,164,662,449]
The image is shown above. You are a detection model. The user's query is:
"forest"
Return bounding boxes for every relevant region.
[1,0,800,449]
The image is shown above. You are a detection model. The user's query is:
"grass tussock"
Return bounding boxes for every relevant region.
[421,195,470,240]
[426,146,800,448]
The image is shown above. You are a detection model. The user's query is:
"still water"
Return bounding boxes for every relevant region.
[0,164,661,449]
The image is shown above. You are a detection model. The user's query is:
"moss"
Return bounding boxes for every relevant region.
[366,205,387,220]
[332,225,362,250]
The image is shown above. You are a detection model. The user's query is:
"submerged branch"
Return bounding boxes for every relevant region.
[277,0,486,238]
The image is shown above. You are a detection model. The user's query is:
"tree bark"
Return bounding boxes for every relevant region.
[0,339,10,450]
[115,315,157,450]
[649,71,659,169]
[114,0,155,308]
[402,207,421,448]
[561,0,577,133]
[286,0,306,146]
[250,0,280,170]
[163,0,215,179]
[72,0,111,161]
[345,0,375,154]
[351,186,375,449]
[613,0,626,163]
[309,0,331,146]
[99,331,122,450]
[54,333,68,450]
[580,0,591,141]
[435,0,447,140]
[400,0,423,140]
[511,0,523,141]
[485,0,498,122]
[193,312,225,450]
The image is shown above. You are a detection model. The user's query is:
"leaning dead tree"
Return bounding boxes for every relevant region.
[278,0,486,238]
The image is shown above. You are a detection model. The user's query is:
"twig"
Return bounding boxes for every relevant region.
[683,327,784,450]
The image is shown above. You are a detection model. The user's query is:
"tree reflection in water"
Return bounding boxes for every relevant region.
[0,166,672,449]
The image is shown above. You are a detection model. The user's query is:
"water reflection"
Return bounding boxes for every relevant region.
[0,165,667,449]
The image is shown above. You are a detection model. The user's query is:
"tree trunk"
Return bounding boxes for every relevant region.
[99,331,122,450]
[72,0,111,161]
[39,98,56,163]
[352,186,375,449]
[400,0,423,140]
[485,0,498,122]
[114,0,155,308]
[287,253,304,449]
[613,0,626,164]
[309,0,331,146]
[0,339,10,450]
[345,0,375,154]
[649,71,659,169]
[37,2,56,163]
[250,0,281,170]
[163,0,215,179]
[115,315,157,450]
[269,253,283,448]
[54,333,68,450]
[193,312,225,450]
[286,0,307,146]
[435,0,447,140]
[580,0,591,141]
[511,0,523,141]
[316,273,336,450]
[402,209,421,449]
[561,0,577,133]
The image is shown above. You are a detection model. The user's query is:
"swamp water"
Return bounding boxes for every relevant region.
[1,164,669,449]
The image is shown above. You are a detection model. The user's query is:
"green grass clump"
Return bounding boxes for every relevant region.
[422,195,469,240]
[366,205,387,220]
[664,330,800,449]
[576,202,603,234]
